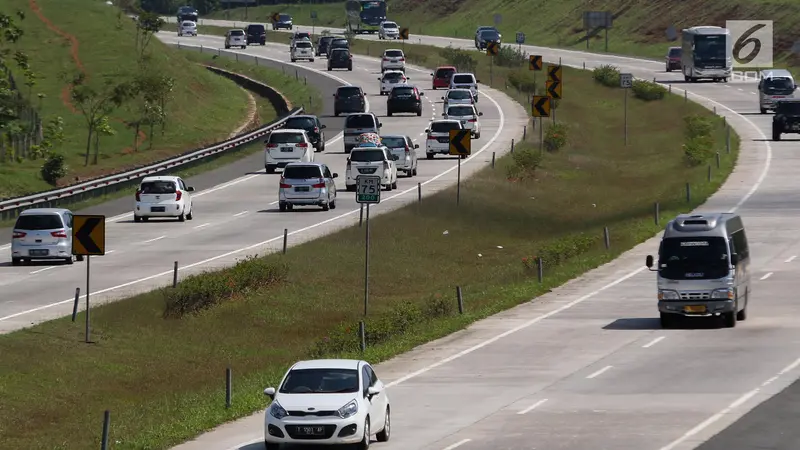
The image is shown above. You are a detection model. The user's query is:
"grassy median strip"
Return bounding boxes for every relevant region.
[0,36,739,449]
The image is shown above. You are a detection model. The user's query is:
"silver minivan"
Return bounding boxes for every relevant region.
[343,113,382,153]
[758,69,797,113]
[10,208,83,266]
[278,162,338,211]
[645,213,751,328]
[380,134,418,177]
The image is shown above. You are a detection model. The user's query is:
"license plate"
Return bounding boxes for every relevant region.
[295,186,310,192]
[281,147,293,152]
[299,426,324,435]
[684,305,707,313]
[151,206,165,212]
[29,249,48,256]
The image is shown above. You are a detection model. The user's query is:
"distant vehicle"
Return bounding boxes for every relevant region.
[316,35,335,56]
[386,84,423,116]
[264,129,315,174]
[380,134,418,177]
[449,73,479,102]
[330,38,350,51]
[424,119,464,159]
[443,104,482,139]
[345,0,387,34]
[378,20,399,40]
[475,29,501,50]
[282,115,327,152]
[343,112,381,153]
[333,85,367,117]
[262,359,391,449]
[474,26,500,47]
[134,176,195,223]
[380,49,405,72]
[177,20,196,37]
[681,26,731,82]
[278,162,338,212]
[378,70,408,95]
[345,145,398,191]
[10,208,83,266]
[328,48,353,71]
[176,5,198,23]
[291,39,314,62]
[224,29,247,49]
[665,46,681,72]
[272,13,293,30]
[431,66,456,89]
[290,31,312,48]
[245,24,266,45]
[758,69,797,114]
[645,213,751,329]
[442,88,475,109]
[772,99,800,140]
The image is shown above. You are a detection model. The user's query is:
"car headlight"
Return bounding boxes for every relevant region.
[269,401,288,420]
[337,399,358,419]
[658,290,680,300]
[711,288,734,300]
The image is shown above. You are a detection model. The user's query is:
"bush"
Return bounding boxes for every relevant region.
[536,232,599,267]
[631,80,666,101]
[592,64,620,87]
[544,122,568,152]
[683,136,715,166]
[684,114,714,139]
[507,69,537,93]
[495,44,527,68]
[439,46,476,73]
[507,147,542,180]
[40,152,67,186]
[162,256,287,318]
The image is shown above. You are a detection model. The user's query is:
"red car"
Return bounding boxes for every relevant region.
[431,66,457,89]
[665,46,682,72]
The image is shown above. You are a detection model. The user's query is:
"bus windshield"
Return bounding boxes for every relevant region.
[693,35,727,61]
[658,236,730,280]
[360,1,386,20]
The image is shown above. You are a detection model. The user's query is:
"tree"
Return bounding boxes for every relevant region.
[93,116,116,164]
[156,75,174,134]
[135,12,165,64]
[0,12,27,135]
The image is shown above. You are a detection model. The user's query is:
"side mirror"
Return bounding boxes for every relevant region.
[332,94,336,97]
[441,96,445,100]
[393,155,399,160]
[333,173,339,178]
[377,77,381,80]
[424,129,430,133]
[478,112,483,116]
[321,124,327,129]
[430,73,434,76]
[476,79,481,83]
[264,139,269,144]
[645,255,654,269]
[442,113,446,117]
[264,387,276,399]
[414,144,419,149]
[730,253,739,264]
[419,92,424,96]
[378,122,383,127]
[367,386,382,398]
[187,186,195,192]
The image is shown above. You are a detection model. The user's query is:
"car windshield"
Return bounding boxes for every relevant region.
[448,90,471,99]
[380,136,405,147]
[230,30,244,36]
[452,75,474,84]
[296,42,311,48]
[270,133,304,144]
[280,368,359,394]
[345,115,376,128]
[448,106,474,116]
[283,166,322,179]
[436,68,455,78]
[331,50,349,60]
[383,22,397,28]
[383,72,403,81]
[140,181,176,194]
[385,50,403,58]
[248,25,264,32]
[337,87,361,98]
[284,118,317,129]
[777,101,800,114]
[350,149,386,162]
[480,30,500,40]
[332,39,348,46]
[14,214,63,230]
[764,77,795,95]
[430,121,461,133]
[668,48,681,57]
[391,87,414,96]
[279,14,291,21]
[658,236,730,280]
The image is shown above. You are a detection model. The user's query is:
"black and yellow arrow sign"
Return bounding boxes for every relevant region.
[529,55,542,71]
[486,41,499,56]
[531,96,551,117]
[399,27,409,40]
[546,80,562,99]
[271,12,280,22]
[547,64,562,82]
[449,129,471,156]
[72,215,106,256]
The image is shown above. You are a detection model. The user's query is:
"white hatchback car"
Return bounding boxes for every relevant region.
[278,162,338,212]
[134,176,195,222]
[265,129,315,174]
[380,49,405,72]
[10,208,83,266]
[378,21,399,39]
[425,119,464,159]
[449,73,480,103]
[291,39,314,62]
[224,29,247,49]
[263,359,391,450]
[178,20,196,36]
[378,70,408,95]
[345,145,398,191]
[442,88,475,109]
[380,134,418,177]
[443,104,483,138]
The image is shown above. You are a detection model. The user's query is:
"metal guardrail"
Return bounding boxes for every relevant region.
[0,107,304,222]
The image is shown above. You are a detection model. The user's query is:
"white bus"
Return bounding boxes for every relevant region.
[681,26,731,83]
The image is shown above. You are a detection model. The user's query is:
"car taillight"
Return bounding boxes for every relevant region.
[175,190,182,201]
[267,143,278,147]
[280,183,291,188]
[51,230,68,238]
[404,146,410,154]
[469,119,477,122]
[383,57,389,61]
[427,134,433,139]
[313,127,319,133]
[135,191,141,201]
[312,179,326,188]
[399,57,405,61]
[383,161,389,170]
[12,231,26,239]
[297,143,308,147]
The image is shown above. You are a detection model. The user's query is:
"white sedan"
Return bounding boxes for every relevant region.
[378,70,408,95]
[378,21,400,39]
[443,104,483,138]
[264,359,391,449]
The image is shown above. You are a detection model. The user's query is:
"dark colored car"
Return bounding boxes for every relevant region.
[316,36,334,56]
[328,48,353,71]
[282,115,327,152]
[330,38,350,51]
[246,24,266,45]
[772,99,800,141]
[177,5,198,23]
[387,85,424,117]
[665,46,681,72]
[476,29,501,50]
[272,13,292,30]
[334,85,367,116]
[431,66,456,89]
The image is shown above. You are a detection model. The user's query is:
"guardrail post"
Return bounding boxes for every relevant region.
[537,257,543,283]
[491,152,495,168]
[225,367,232,408]
[173,261,178,288]
[456,286,464,314]
[282,228,288,254]
[686,182,691,203]
[604,227,610,250]
[707,164,712,182]
[295,69,299,80]
[511,138,515,153]
[523,125,526,140]
[654,202,660,225]
[101,410,110,450]
[359,321,366,352]
[716,152,720,169]
[71,287,80,322]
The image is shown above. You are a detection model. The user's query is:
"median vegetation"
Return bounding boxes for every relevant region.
[0,36,740,449]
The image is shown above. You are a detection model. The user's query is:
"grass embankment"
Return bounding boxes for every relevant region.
[215,0,800,74]
[0,37,740,449]
[0,47,323,229]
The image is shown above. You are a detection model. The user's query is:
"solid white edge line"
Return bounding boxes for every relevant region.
[142,235,166,244]
[586,365,613,379]
[642,336,666,348]
[785,255,796,263]
[517,398,548,415]
[442,438,472,450]
[760,272,773,280]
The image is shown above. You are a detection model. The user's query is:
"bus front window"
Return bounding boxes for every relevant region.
[658,237,730,280]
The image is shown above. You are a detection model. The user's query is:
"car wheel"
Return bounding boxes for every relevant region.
[346,184,356,192]
[322,202,329,211]
[178,213,185,222]
[265,442,280,450]
[266,165,276,174]
[186,210,193,220]
[134,215,141,223]
[65,256,74,265]
[310,58,315,62]
[760,108,767,114]
[737,289,748,321]
[773,130,781,141]
[387,110,392,117]
[722,311,736,328]
[426,153,434,160]
[413,166,418,176]
[392,180,398,189]
[11,257,21,266]
[328,66,332,71]
[475,132,481,139]
[330,199,336,209]
[659,313,672,329]
[279,202,287,212]
[76,254,84,261]
[358,418,371,450]
[416,109,422,116]
[376,407,391,442]
[334,111,340,117]
[407,170,413,178]
[386,183,392,191]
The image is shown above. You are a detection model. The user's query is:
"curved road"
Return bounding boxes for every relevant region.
[167,20,800,450]
[0,34,524,333]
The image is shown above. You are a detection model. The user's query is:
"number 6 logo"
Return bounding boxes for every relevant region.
[733,24,765,64]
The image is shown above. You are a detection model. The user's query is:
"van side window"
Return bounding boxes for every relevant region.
[731,229,749,259]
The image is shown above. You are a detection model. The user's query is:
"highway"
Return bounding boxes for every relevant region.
[165,21,800,450]
[0,33,524,333]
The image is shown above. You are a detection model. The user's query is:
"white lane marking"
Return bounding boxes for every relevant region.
[30,266,58,274]
[738,88,744,91]
[106,250,116,254]
[642,336,665,348]
[761,376,779,387]
[143,235,166,243]
[442,439,472,450]
[0,68,506,325]
[760,272,773,280]
[785,255,796,263]
[233,210,248,217]
[659,356,800,450]
[517,398,548,415]
[586,365,613,379]
[193,223,211,229]
[0,244,9,251]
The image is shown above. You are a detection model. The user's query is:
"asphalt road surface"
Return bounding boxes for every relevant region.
[164,20,800,450]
